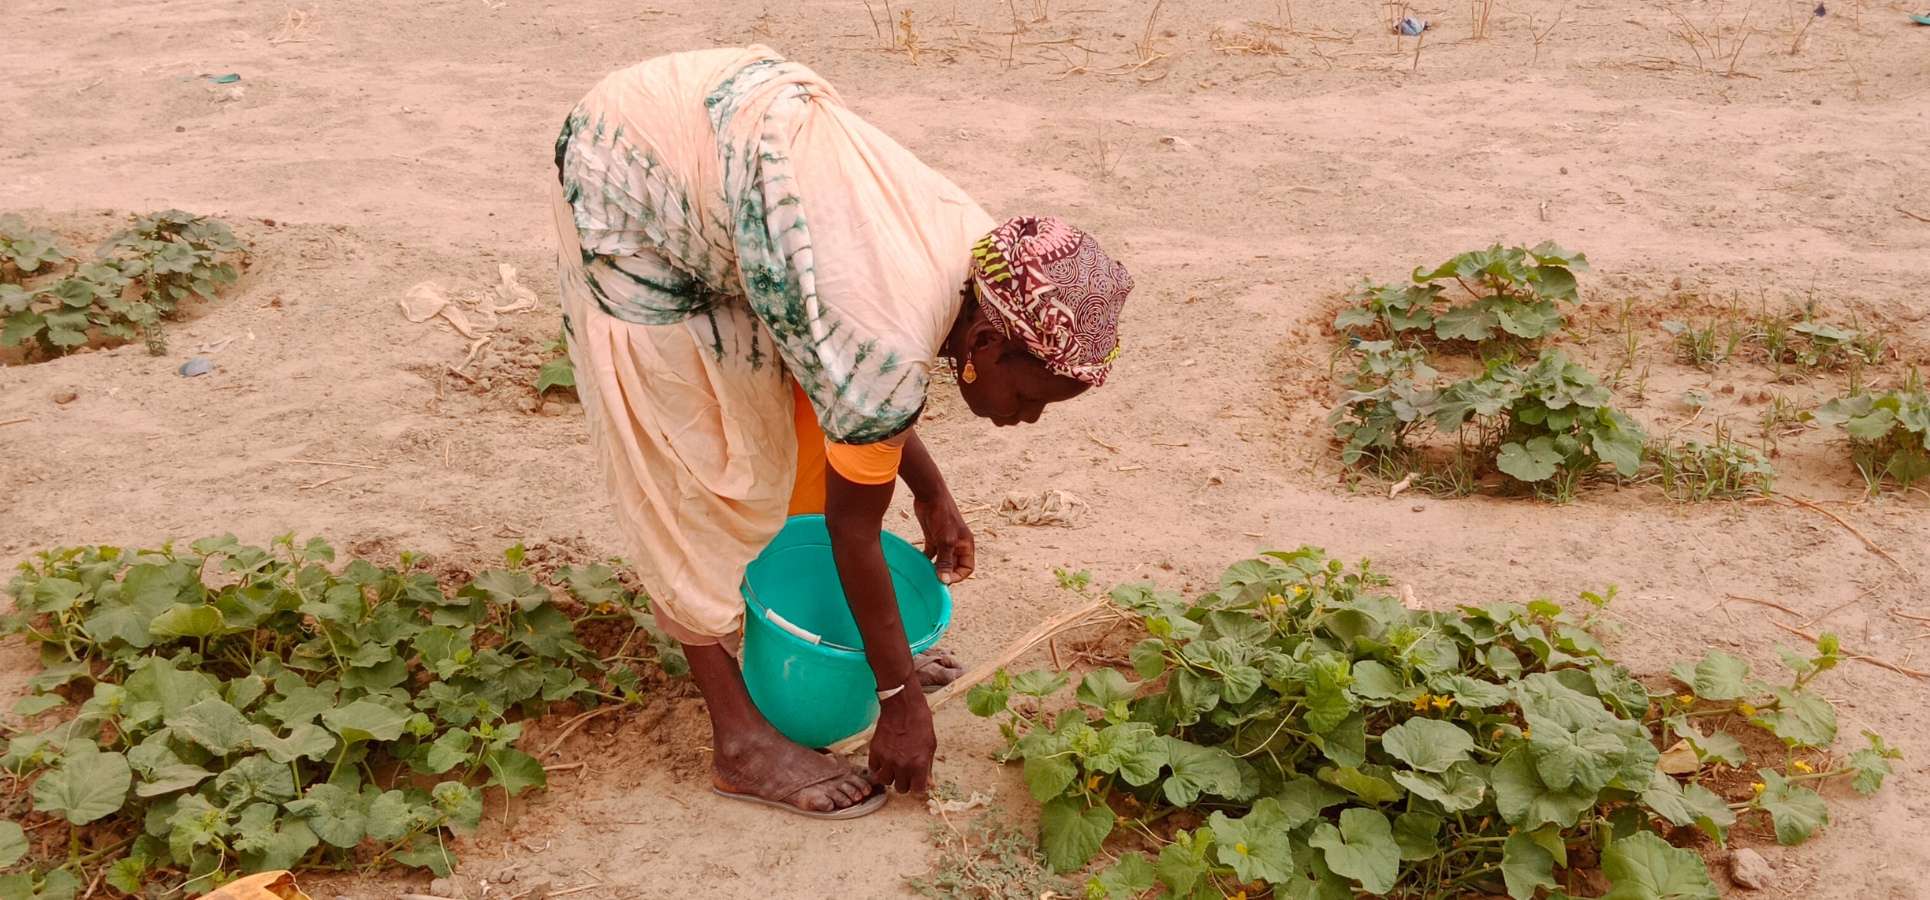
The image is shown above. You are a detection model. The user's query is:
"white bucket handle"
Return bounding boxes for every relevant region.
[763,608,824,645]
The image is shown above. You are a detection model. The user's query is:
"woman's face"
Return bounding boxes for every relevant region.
[957,343,1089,427]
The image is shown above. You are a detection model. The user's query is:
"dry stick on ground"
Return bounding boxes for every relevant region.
[1411,32,1426,71]
[1784,495,1912,578]
[540,705,622,757]
[1528,4,1567,64]
[1726,592,1803,617]
[829,596,1113,755]
[1799,585,1880,629]
[297,474,351,492]
[1897,207,1930,224]
[283,457,383,470]
[0,417,31,427]
[1769,620,1929,680]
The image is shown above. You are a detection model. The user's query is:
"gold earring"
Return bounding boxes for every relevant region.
[961,360,977,384]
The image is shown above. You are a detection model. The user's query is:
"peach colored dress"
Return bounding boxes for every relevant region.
[548,46,992,642]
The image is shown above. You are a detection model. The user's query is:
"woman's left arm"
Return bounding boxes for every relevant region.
[899,430,975,584]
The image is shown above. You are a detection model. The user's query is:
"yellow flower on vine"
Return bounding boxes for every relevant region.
[1292,585,1309,598]
[1792,760,1814,774]
[1522,727,1533,739]
[1737,701,1758,717]
[1432,695,1454,712]
[1086,775,1102,791]
[1235,842,1251,856]
[1412,693,1432,713]
[1231,893,1248,900]
[1266,593,1285,608]
[1676,694,1695,708]
[1751,782,1766,794]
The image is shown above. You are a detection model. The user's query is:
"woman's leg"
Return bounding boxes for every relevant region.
[683,642,874,811]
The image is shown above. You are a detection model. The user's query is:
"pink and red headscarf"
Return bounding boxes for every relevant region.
[968,216,1133,387]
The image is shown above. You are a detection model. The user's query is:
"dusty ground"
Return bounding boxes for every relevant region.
[4,0,1929,897]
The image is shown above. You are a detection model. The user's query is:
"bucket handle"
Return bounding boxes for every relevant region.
[762,608,826,646]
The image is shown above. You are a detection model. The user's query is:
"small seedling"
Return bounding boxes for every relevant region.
[1809,371,1930,493]
[1650,421,1777,501]
[535,328,576,395]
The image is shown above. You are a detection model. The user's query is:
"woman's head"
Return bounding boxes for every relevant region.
[944,217,1134,427]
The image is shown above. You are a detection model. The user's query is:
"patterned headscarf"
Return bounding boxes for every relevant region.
[968,216,1133,387]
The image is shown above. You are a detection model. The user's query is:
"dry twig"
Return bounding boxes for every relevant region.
[1784,495,1911,577]
[1769,621,1928,679]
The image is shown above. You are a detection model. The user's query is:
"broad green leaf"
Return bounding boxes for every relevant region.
[471,569,550,610]
[148,604,225,639]
[1129,639,1167,679]
[31,744,132,825]
[215,754,298,806]
[174,696,254,755]
[234,802,319,871]
[1086,723,1166,787]
[1160,738,1246,805]
[1023,752,1078,802]
[11,694,65,717]
[364,790,416,842]
[485,747,546,796]
[123,658,219,719]
[1308,808,1400,895]
[964,682,1010,717]
[1527,714,1626,792]
[1381,718,1474,773]
[1392,811,1441,861]
[1600,831,1718,900]
[1433,305,1496,342]
[1318,765,1403,804]
[1677,725,1746,768]
[433,780,484,831]
[1274,776,1347,826]
[1393,763,1488,812]
[1669,651,1751,701]
[1639,771,1734,843]
[1847,731,1898,796]
[106,857,151,894]
[1013,670,1072,698]
[394,834,457,877]
[285,784,368,848]
[264,683,337,726]
[1349,660,1407,700]
[1493,748,1597,829]
[1498,438,1562,482]
[323,698,411,743]
[1502,832,1558,900]
[1757,770,1828,845]
[135,763,215,798]
[1075,670,1138,709]
[421,728,475,775]
[249,722,337,764]
[1756,689,1836,747]
[1088,853,1155,899]
[1040,796,1112,874]
[1429,673,1510,708]
[0,820,25,867]
[536,356,576,393]
[1154,830,1213,895]
[1210,798,1297,883]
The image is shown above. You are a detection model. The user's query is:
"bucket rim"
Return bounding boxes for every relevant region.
[740,514,952,656]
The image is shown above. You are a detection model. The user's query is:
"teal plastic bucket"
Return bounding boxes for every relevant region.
[740,514,953,749]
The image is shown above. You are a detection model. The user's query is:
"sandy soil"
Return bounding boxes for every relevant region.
[4,0,1929,897]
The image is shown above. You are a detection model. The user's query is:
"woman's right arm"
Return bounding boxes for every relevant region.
[823,466,936,793]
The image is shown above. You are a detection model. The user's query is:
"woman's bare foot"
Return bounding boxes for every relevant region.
[685,640,877,814]
[712,726,875,812]
[914,647,964,690]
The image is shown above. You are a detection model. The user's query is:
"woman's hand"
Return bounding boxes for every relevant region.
[914,493,975,585]
[869,685,937,793]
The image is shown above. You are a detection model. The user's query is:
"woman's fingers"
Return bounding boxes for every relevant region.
[951,534,975,582]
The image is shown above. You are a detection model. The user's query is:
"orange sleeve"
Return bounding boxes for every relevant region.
[824,437,905,486]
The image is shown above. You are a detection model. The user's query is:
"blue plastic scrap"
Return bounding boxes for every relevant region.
[1912,12,1930,24]
[205,73,241,84]
[179,356,215,377]
[1395,16,1428,35]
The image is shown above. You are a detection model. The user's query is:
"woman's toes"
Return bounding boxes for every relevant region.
[799,787,835,812]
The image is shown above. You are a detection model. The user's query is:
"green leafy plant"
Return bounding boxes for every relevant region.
[1659,319,1741,371]
[908,803,1073,900]
[535,328,576,395]
[967,550,1892,899]
[1334,243,1589,347]
[1333,347,1646,500]
[1,211,244,361]
[1809,373,1930,492]
[0,216,69,283]
[0,536,678,894]
[97,210,244,354]
[1648,424,1775,501]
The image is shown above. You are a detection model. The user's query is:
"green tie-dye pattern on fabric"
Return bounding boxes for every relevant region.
[555,54,930,444]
